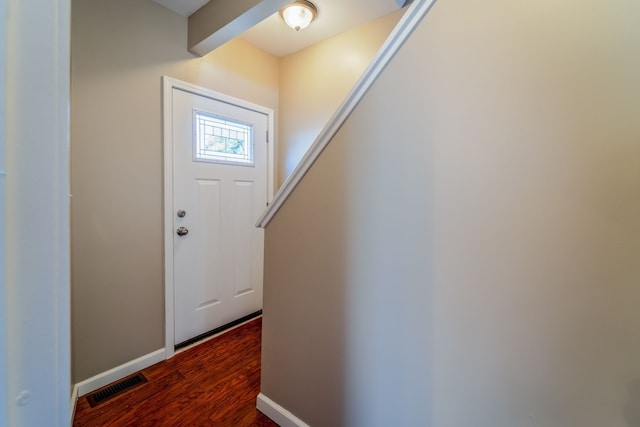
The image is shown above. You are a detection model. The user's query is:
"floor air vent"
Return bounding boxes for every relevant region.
[86,373,148,407]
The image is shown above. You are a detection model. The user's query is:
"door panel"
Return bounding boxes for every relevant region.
[172,88,267,345]
[195,178,222,309]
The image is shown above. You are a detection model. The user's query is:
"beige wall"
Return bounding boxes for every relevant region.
[71,0,278,382]
[277,9,403,185]
[261,0,640,425]
[71,0,403,384]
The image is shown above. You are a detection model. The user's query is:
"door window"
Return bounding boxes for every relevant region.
[194,110,254,166]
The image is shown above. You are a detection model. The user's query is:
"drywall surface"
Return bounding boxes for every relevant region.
[261,0,640,425]
[277,9,403,186]
[71,0,278,382]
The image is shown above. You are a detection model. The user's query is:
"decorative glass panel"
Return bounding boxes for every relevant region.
[195,111,253,166]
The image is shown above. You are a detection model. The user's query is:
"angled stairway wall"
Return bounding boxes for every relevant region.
[259,0,640,425]
[277,9,404,185]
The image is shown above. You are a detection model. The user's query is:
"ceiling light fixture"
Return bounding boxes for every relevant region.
[280,0,318,32]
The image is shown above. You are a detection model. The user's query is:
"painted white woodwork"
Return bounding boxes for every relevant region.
[0,1,7,423]
[255,0,437,228]
[0,0,7,422]
[256,393,311,427]
[163,77,272,349]
[70,385,78,427]
[3,0,71,425]
[75,349,165,397]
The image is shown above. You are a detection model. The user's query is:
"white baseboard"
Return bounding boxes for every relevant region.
[75,348,165,397]
[256,393,310,427]
[70,384,79,426]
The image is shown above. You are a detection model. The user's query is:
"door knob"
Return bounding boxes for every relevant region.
[177,209,186,218]
[176,226,189,236]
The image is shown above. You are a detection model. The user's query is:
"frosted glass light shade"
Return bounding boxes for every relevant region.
[280,1,318,31]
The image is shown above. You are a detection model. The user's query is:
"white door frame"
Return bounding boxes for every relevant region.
[2,0,71,425]
[162,76,274,358]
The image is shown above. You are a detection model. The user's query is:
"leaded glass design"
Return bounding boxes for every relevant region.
[195,111,253,166]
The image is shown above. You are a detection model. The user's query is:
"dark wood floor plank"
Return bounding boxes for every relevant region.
[73,370,186,427]
[73,318,277,427]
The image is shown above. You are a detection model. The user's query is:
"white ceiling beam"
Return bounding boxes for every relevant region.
[188,0,292,56]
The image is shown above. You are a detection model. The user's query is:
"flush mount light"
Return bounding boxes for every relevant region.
[280,0,318,31]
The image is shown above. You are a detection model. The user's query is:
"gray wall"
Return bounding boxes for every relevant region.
[261,0,640,425]
[71,0,279,382]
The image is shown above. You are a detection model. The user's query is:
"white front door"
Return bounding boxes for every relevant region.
[170,84,268,346]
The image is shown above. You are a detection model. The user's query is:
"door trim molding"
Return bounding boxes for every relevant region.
[162,76,275,358]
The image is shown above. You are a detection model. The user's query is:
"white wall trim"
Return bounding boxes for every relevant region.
[162,76,275,358]
[256,393,311,427]
[69,385,78,427]
[0,0,8,423]
[74,349,165,397]
[162,76,176,359]
[255,0,438,228]
[4,0,71,425]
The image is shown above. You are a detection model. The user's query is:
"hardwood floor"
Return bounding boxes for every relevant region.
[73,318,277,426]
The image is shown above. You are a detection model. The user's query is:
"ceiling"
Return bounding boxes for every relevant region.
[152,0,401,57]
[152,0,208,17]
